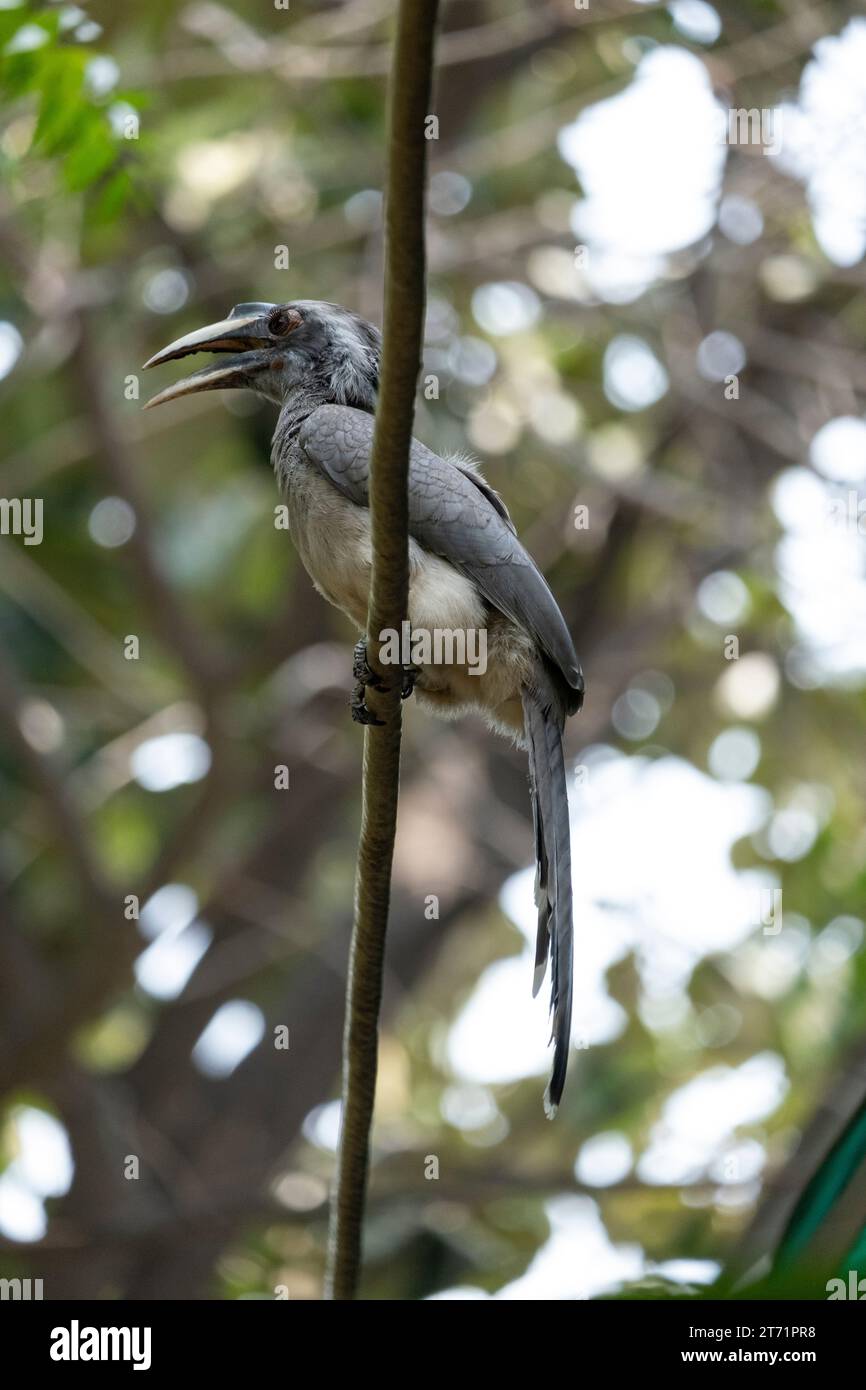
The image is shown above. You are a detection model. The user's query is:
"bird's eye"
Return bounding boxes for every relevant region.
[268,307,300,337]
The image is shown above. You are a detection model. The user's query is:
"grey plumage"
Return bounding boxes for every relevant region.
[144,298,584,1113]
[293,405,582,698]
[523,677,573,1117]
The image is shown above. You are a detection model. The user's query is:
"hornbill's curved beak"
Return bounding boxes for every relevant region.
[142,301,283,409]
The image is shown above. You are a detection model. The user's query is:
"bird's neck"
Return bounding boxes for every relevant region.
[274,367,377,446]
[275,380,332,444]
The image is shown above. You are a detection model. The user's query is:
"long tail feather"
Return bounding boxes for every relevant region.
[522,684,573,1118]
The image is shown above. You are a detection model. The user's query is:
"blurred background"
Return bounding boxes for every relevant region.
[1,0,866,1301]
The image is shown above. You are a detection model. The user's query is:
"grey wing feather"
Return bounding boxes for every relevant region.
[298,405,583,699]
[451,456,516,532]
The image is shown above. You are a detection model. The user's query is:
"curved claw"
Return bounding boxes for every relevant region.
[350,684,385,726]
[401,665,420,700]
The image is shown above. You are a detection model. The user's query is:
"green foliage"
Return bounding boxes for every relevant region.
[0,1,142,209]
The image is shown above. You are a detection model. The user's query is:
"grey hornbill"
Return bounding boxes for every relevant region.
[144,299,584,1115]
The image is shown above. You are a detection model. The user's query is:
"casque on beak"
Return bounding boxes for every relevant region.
[142,301,299,409]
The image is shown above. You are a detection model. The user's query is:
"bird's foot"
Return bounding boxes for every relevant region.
[352,638,386,690]
[351,638,386,725]
[350,682,385,726]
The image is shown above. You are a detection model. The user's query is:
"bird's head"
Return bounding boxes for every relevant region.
[143,300,380,412]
